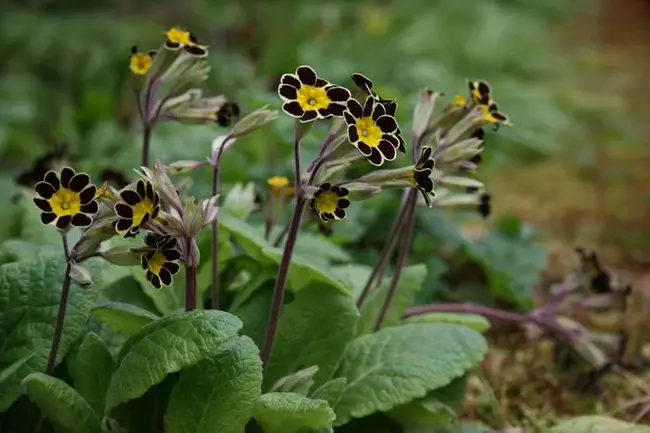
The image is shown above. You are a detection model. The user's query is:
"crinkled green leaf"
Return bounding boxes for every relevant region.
[331,264,372,300]
[91,301,159,336]
[0,239,58,265]
[403,313,491,333]
[105,310,242,413]
[230,282,273,348]
[0,253,98,412]
[333,323,487,425]
[292,232,351,263]
[261,247,347,292]
[310,377,347,408]
[67,332,116,415]
[166,336,262,433]
[265,284,359,390]
[357,265,427,335]
[0,352,33,385]
[270,365,319,396]
[97,272,160,314]
[550,416,650,433]
[254,392,335,433]
[22,372,101,433]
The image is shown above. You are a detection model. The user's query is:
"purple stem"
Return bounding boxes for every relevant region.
[45,233,71,375]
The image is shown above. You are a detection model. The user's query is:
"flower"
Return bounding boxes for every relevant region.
[164,27,208,57]
[114,180,161,237]
[468,80,491,105]
[141,235,181,289]
[33,167,99,230]
[343,96,401,166]
[310,182,351,221]
[478,193,491,218]
[447,94,468,110]
[467,128,486,166]
[410,146,436,207]
[129,45,155,76]
[277,65,351,122]
[478,101,509,127]
[268,176,290,190]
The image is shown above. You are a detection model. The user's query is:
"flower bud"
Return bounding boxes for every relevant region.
[70,264,93,287]
[101,245,143,267]
[167,160,208,176]
[412,89,442,140]
[230,105,279,138]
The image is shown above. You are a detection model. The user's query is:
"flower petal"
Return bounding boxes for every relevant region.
[338,198,350,209]
[347,124,360,143]
[296,65,317,86]
[278,84,298,101]
[136,180,146,198]
[149,273,162,289]
[375,115,398,133]
[56,215,72,230]
[33,198,52,212]
[367,148,383,166]
[300,110,318,122]
[347,99,363,118]
[79,185,97,204]
[35,181,56,199]
[60,167,75,188]
[351,73,374,95]
[356,141,372,156]
[44,171,60,190]
[326,86,351,102]
[121,190,141,205]
[315,78,328,87]
[115,218,132,233]
[69,173,90,193]
[323,102,346,117]
[81,201,99,215]
[280,74,301,89]
[115,203,133,219]
[362,97,374,117]
[282,101,304,118]
[165,249,182,261]
[317,108,333,119]
[334,208,346,219]
[343,111,356,126]
[71,213,92,227]
[164,261,180,275]
[378,139,396,161]
[146,182,154,200]
[159,267,173,286]
[382,100,398,117]
[40,212,56,225]
[372,103,386,120]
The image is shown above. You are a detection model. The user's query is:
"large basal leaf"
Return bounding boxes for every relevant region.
[22,372,101,433]
[67,332,116,415]
[104,310,242,413]
[0,253,98,412]
[264,284,359,391]
[230,282,274,348]
[357,265,427,335]
[310,377,348,408]
[332,323,487,425]
[331,264,373,300]
[253,392,335,433]
[166,336,262,433]
[550,416,650,433]
[91,301,160,336]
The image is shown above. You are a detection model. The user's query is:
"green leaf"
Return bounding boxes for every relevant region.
[292,232,351,263]
[333,323,487,425]
[222,182,258,220]
[0,353,33,384]
[264,284,359,390]
[357,265,427,335]
[97,273,160,314]
[403,313,491,333]
[254,392,335,433]
[310,377,347,408]
[105,310,242,413]
[22,372,101,433]
[0,253,98,412]
[331,264,372,300]
[550,416,650,433]
[219,212,272,263]
[261,247,347,292]
[230,281,274,348]
[0,239,58,265]
[270,365,319,396]
[166,336,262,433]
[67,332,116,415]
[131,267,185,314]
[92,301,160,336]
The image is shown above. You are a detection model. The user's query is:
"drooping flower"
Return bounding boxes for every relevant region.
[33,167,99,230]
[343,96,402,166]
[141,235,181,289]
[164,27,208,57]
[114,180,161,238]
[410,146,436,207]
[310,182,351,221]
[468,80,491,105]
[277,65,351,122]
[129,45,155,76]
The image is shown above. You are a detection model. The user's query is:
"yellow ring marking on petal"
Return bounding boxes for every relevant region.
[355,117,383,147]
[296,85,331,111]
[49,188,82,217]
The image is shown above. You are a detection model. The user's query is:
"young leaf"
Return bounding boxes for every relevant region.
[403,313,491,333]
[222,182,258,220]
[253,392,335,433]
[166,336,262,433]
[270,365,319,396]
[104,310,242,413]
[357,264,427,335]
[0,253,98,412]
[264,284,359,390]
[22,372,102,433]
[550,416,650,433]
[67,332,116,415]
[310,377,347,408]
[332,323,487,425]
[91,301,160,336]
[261,247,347,292]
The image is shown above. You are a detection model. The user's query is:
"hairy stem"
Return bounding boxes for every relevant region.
[210,138,229,310]
[45,232,72,375]
[185,238,197,311]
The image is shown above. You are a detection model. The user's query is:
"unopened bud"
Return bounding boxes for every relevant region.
[101,246,143,267]
[70,264,93,287]
[230,106,279,138]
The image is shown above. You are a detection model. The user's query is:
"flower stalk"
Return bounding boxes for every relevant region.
[210,135,232,310]
[45,232,72,375]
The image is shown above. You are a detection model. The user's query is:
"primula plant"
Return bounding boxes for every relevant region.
[6,24,611,433]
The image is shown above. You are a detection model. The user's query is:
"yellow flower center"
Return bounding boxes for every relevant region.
[49,188,81,217]
[315,191,339,215]
[355,117,382,147]
[449,95,466,109]
[296,85,331,111]
[268,176,290,189]
[132,198,155,226]
[479,105,498,123]
[147,249,167,275]
[166,28,192,45]
[130,53,152,76]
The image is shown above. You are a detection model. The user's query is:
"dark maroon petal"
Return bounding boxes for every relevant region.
[315,78,328,87]
[40,212,56,225]
[414,170,434,192]
[488,101,499,112]
[362,97,374,117]
[115,218,132,232]
[334,208,346,219]
[282,101,304,118]
[153,193,160,207]
[382,100,398,117]
[145,182,154,200]
[115,203,133,219]
[163,261,180,275]
[329,185,341,194]
[378,140,396,161]
[126,227,140,238]
[149,273,162,289]
[421,146,433,162]
[69,173,90,193]
[60,167,75,188]
[71,213,92,227]
[321,212,335,221]
[324,103,346,117]
[356,141,372,156]
[140,212,150,226]
[35,181,56,199]
[44,171,60,190]
[375,115,398,133]
[79,186,96,204]
[367,148,383,166]
[121,190,141,205]
[278,84,298,101]
[164,237,178,249]
[296,65,317,86]
[184,44,207,58]
[151,206,160,220]
[478,81,491,96]
[300,110,318,122]
[165,249,182,261]
[136,181,146,198]
[421,159,435,170]
[81,201,99,215]
[337,187,349,197]
[320,183,332,191]
[318,108,333,119]
[384,134,398,148]
[280,74,301,89]
[159,268,173,286]
[420,190,432,208]
[165,40,181,50]
[343,111,356,126]
[347,125,360,143]
[56,215,72,230]
[472,128,486,141]
[372,103,386,120]
[491,112,508,122]
[141,255,148,270]
[326,86,351,102]
[33,198,52,212]
[347,99,363,118]
[338,198,350,209]
[351,73,374,94]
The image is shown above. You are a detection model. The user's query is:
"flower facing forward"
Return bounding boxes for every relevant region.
[310,183,351,221]
[344,96,401,166]
[129,45,155,76]
[34,167,99,230]
[141,234,181,288]
[278,65,351,122]
[114,180,161,237]
[410,146,436,207]
[164,27,207,57]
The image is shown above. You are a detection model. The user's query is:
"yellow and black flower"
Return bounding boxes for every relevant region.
[477,193,491,218]
[411,146,436,208]
[164,27,208,57]
[114,180,161,238]
[468,128,486,166]
[479,101,509,127]
[141,235,181,289]
[310,183,351,221]
[129,45,156,76]
[468,80,491,105]
[343,96,401,166]
[33,167,99,230]
[278,65,351,122]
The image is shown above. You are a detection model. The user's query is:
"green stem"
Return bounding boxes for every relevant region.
[45,232,71,375]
